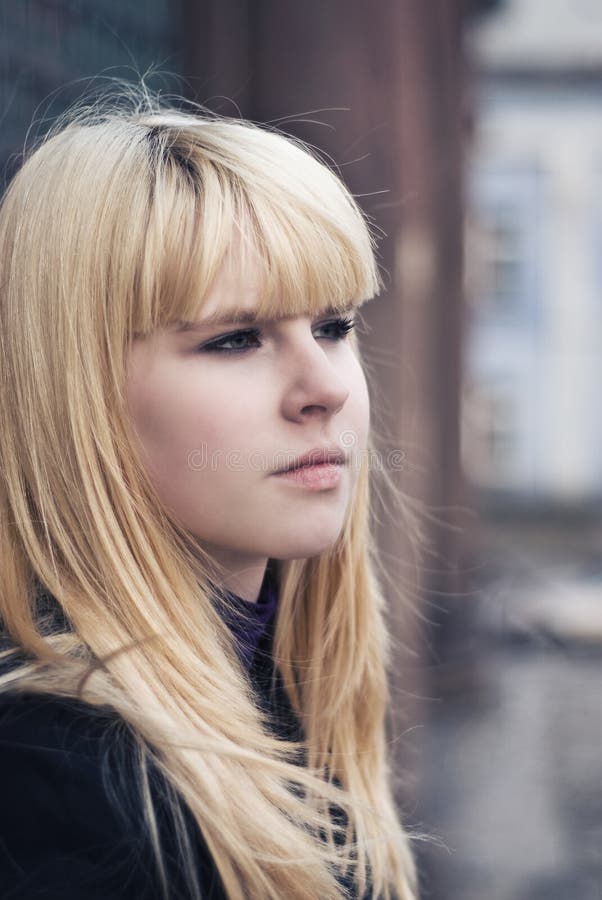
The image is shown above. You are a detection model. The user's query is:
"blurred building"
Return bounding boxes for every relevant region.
[0,1,180,184]
[0,0,474,831]
[415,6,602,900]
[464,0,602,507]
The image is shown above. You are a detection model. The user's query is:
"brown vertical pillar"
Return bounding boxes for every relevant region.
[180,0,468,802]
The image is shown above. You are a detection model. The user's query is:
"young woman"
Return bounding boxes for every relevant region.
[0,91,418,899]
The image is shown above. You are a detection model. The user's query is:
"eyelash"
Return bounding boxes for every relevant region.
[199,316,357,354]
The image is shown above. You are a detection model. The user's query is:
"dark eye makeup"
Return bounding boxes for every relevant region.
[197,315,357,355]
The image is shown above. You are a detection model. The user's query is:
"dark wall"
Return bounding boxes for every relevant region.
[1,0,469,807]
[184,0,469,798]
[0,0,182,184]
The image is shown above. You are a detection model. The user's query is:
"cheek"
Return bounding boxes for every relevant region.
[126,364,251,488]
[126,356,194,482]
[128,382,191,455]
[345,361,371,448]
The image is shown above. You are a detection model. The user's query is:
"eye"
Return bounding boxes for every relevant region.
[198,315,356,355]
[200,328,262,354]
[314,316,356,341]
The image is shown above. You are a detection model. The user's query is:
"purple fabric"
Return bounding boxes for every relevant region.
[217,564,279,670]
[27,568,279,674]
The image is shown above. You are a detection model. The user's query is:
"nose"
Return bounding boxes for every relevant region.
[279,332,351,423]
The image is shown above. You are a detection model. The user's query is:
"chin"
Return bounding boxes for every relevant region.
[270,529,344,561]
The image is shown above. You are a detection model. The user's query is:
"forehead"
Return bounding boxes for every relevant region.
[179,258,262,327]
[173,306,347,333]
[169,248,357,333]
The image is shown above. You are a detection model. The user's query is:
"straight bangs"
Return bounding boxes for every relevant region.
[130,115,382,335]
[0,95,419,900]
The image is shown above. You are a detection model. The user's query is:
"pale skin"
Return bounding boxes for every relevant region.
[125,259,370,602]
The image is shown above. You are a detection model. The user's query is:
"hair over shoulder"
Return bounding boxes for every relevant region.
[0,86,418,900]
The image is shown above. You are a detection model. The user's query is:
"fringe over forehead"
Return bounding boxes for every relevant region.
[30,110,380,334]
[102,110,381,333]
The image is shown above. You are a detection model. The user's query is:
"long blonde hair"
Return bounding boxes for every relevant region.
[0,89,418,899]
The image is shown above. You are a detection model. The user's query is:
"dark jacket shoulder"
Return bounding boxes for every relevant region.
[0,688,223,899]
[0,618,367,899]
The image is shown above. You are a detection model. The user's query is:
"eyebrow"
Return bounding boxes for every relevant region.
[173,304,355,333]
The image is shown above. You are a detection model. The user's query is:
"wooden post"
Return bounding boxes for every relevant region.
[181,0,469,805]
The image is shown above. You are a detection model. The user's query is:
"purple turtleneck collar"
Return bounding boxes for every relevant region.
[27,564,279,674]
[214,562,279,670]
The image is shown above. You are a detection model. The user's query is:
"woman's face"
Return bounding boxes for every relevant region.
[125,258,370,600]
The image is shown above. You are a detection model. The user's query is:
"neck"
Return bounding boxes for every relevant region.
[201,548,269,603]
[224,567,267,603]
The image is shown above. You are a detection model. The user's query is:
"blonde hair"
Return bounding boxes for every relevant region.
[0,89,418,899]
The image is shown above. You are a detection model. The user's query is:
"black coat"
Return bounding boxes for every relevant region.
[0,619,366,899]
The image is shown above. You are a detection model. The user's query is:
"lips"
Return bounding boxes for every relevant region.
[274,446,346,474]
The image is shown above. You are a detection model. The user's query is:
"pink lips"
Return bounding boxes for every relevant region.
[272,445,346,490]
[274,462,342,490]
[273,446,346,474]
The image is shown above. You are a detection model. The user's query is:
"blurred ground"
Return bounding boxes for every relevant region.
[416,516,602,900]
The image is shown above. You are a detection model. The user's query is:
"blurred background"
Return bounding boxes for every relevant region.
[1,1,600,898]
